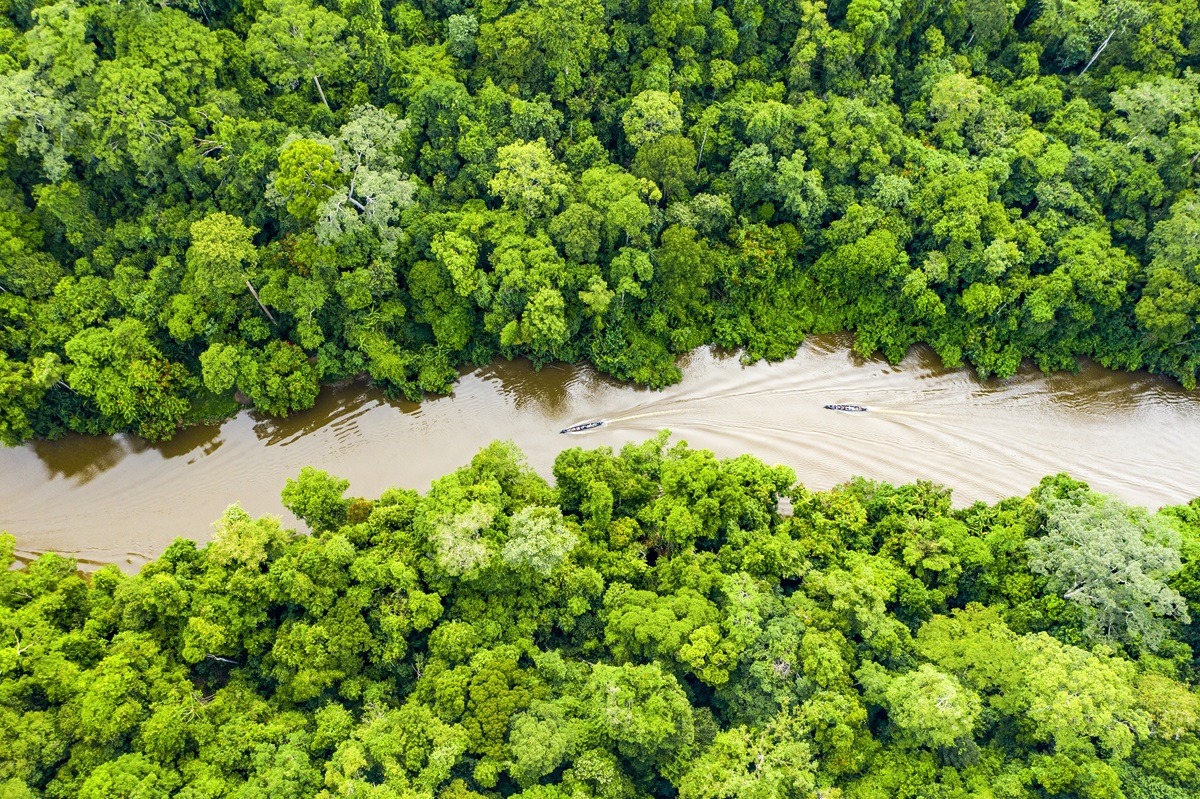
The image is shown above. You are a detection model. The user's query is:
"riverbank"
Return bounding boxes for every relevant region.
[6,444,1196,799]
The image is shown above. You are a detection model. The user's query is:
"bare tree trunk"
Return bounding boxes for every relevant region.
[1079,30,1116,76]
[245,280,277,325]
[346,162,368,211]
[697,125,709,169]
[313,74,331,110]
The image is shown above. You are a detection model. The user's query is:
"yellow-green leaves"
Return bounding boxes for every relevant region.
[489,139,571,219]
[187,213,259,297]
[272,139,342,225]
[247,0,349,108]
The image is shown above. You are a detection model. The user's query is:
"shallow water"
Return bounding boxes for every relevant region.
[2,335,1198,568]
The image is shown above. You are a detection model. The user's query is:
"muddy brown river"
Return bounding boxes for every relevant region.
[2,335,1199,568]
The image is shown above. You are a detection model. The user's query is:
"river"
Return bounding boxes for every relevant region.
[2,335,1198,568]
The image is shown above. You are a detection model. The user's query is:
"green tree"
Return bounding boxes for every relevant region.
[622,91,683,150]
[0,1,95,180]
[585,663,695,772]
[507,703,574,788]
[185,212,274,324]
[502,506,578,577]
[0,352,60,444]
[917,604,1145,761]
[475,0,608,102]
[676,714,816,799]
[488,139,571,218]
[863,663,982,749]
[1135,195,1200,385]
[447,14,479,60]
[632,134,697,203]
[77,753,179,799]
[1028,488,1190,648]
[64,320,191,439]
[199,341,321,417]
[281,466,350,533]
[116,8,223,112]
[502,286,570,358]
[247,0,350,109]
[308,105,416,249]
[87,60,176,179]
[271,139,343,224]
[774,150,827,228]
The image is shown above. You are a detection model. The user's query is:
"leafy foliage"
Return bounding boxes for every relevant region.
[2,439,1199,798]
[1029,488,1191,647]
[0,0,1198,440]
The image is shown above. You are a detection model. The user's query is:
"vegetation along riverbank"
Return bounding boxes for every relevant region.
[2,439,1199,798]
[2,2,1199,442]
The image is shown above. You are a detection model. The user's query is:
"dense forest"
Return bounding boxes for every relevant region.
[0,0,1198,441]
[0,437,1198,798]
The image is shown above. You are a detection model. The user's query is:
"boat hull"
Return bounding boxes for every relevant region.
[560,420,605,434]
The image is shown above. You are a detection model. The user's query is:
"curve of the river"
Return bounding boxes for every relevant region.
[2,335,1198,568]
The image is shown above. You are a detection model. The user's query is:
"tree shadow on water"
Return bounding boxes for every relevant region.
[29,433,130,485]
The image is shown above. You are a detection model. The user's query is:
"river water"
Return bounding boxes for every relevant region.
[2,335,1198,568]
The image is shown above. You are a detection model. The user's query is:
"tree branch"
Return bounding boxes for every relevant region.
[312,74,331,111]
[1079,30,1116,76]
[245,279,277,324]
